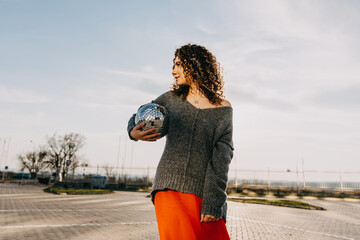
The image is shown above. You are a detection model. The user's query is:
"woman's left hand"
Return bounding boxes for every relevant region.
[200,213,221,223]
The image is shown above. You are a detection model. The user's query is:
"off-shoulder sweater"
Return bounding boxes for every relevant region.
[127,90,234,222]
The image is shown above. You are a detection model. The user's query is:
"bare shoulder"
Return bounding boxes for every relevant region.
[221,99,232,107]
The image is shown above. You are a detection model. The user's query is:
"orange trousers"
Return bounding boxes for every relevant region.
[154,189,230,240]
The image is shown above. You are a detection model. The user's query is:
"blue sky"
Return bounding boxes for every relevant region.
[1,0,359,181]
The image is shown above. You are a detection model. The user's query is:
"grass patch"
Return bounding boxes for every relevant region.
[228,197,326,210]
[44,187,113,195]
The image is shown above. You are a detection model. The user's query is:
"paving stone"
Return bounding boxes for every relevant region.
[0,183,359,240]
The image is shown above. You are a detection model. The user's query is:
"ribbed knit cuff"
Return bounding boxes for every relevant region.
[200,204,223,219]
[128,128,138,142]
[127,113,138,142]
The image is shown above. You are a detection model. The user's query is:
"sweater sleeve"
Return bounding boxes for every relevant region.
[200,118,234,219]
[127,113,138,141]
[127,91,169,142]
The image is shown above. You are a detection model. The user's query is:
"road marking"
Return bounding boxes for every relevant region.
[0,208,140,212]
[0,221,157,229]
[71,199,121,204]
[109,201,146,206]
[0,194,33,197]
[228,216,355,240]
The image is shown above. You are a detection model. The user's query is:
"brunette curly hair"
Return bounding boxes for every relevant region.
[170,44,225,105]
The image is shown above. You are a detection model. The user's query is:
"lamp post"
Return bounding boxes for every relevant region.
[1,138,6,181]
[66,160,71,181]
[1,138,11,182]
[83,164,88,179]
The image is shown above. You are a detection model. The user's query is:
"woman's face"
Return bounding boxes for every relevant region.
[172,56,188,86]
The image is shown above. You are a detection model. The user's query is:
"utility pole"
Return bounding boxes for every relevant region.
[121,137,127,183]
[267,167,271,193]
[130,142,134,179]
[72,165,75,180]
[234,156,238,190]
[147,164,150,187]
[0,138,6,167]
[339,169,344,193]
[4,138,10,181]
[302,158,306,189]
[1,138,7,181]
[116,136,121,182]
[296,165,300,195]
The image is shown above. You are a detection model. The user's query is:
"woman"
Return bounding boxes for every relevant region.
[127,44,234,239]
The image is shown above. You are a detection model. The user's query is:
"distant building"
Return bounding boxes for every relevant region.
[91,176,107,189]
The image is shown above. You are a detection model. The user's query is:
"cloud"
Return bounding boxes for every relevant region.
[0,109,53,132]
[70,69,171,109]
[195,23,215,34]
[214,1,359,81]
[305,84,360,110]
[101,68,172,96]
[75,85,159,108]
[0,86,48,103]
[228,84,298,112]
[208,0,360,116]
[102,68,169,83]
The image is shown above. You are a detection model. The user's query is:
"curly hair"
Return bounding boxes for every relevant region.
[170,44,225,105]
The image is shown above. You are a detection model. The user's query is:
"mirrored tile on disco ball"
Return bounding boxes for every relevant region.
[135,103,169,138]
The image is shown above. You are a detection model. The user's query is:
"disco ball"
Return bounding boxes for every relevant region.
[135,103,169,138]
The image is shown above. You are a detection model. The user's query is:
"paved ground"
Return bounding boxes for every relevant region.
[0,183,359,240]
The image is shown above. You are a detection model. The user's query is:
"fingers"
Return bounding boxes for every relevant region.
[134,123,145,130]
[134,123,161,141]
[142,127,159,136]
[144,135,161,141]
[136,123,158,135]
[141,130,161,141]
[200,214,221,223]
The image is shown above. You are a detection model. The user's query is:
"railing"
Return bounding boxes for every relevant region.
[3,167,359,193]
[73,166,360,192]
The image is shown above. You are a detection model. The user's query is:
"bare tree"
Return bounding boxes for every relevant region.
[104,164,116,179]
[46,133,85,182]
[18,148,48,179]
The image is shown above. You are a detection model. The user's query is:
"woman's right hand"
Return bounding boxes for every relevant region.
[130,123,161,141]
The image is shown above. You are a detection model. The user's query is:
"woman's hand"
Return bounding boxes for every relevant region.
[200,213,221,223]
[130,123,161,141]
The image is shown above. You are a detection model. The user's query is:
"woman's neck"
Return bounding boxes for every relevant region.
[188,85,205,98]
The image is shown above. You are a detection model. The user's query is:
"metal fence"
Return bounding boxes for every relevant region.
[75,165,360,192]
[2,164,359,192]
[227,169,360,193]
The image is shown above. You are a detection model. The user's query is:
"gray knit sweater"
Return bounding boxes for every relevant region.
[127,90,234,222]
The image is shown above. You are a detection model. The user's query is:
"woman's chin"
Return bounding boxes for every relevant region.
[177,81,189,86]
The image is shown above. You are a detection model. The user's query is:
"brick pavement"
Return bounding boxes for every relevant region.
[0,183,359,240]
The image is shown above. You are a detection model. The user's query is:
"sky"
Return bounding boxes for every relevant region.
[0,0,359,182]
